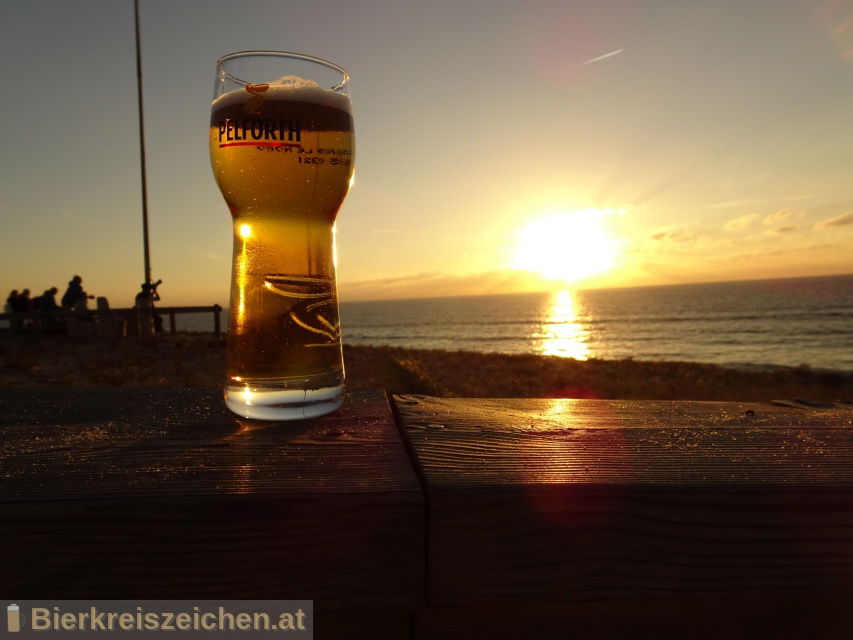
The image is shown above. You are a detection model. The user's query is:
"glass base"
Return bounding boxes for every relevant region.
[224,383,344,421]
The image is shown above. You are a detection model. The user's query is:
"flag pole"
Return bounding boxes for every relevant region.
[134,0,152,288]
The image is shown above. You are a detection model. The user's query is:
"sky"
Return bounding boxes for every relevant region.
[2,0,853,308]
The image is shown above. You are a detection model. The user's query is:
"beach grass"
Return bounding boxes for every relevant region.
[2,332,851,404]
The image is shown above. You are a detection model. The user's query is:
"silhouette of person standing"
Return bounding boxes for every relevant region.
[135,280,164,333]
[61,275,89,310]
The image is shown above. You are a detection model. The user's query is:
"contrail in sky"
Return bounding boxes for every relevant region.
[576,49,624,67]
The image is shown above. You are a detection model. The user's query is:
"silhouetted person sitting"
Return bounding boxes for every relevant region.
[38,287,61,324]
[5,290,23,328]
[12,289,31,313]
[5,290,18,314]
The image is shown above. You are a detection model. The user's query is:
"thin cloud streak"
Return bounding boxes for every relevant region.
[576,49,624,67]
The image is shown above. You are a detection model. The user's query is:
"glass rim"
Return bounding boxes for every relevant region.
[215,50,349,87]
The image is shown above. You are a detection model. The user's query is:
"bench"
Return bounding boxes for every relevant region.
[2,388,852,638]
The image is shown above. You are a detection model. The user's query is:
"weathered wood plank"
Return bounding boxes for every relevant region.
[396,396,853,485]
[394,395,853,613]
[0,388,424,613]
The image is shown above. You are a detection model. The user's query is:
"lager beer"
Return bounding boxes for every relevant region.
[209,52,354,420]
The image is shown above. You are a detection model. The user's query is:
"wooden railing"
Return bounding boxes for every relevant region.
[2,387,853,638]
[0,304,223,339]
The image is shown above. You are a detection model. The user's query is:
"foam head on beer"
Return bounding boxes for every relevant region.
[212,74,352,114]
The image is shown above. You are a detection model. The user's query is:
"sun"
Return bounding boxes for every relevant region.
[513,207,618,283]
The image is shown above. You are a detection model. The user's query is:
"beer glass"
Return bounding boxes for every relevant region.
[209,52,354,420]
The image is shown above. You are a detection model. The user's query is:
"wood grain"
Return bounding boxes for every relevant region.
[394,395,853,611]
[0,387,424,612]
[9,388,853,636]
[395,395,853,485]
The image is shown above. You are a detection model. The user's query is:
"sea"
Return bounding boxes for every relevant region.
[182,274,853,372]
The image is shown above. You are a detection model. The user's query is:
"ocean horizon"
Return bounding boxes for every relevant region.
[179,273,853,372]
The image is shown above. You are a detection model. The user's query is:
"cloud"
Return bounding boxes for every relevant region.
[724,213,759,231]
[782,194,818,203]
[649,227,693,243]
[772,226,798,234]
[710,198,760,209]
[763,208,803,225]
[815,212,853,229]
[339,269,551,302]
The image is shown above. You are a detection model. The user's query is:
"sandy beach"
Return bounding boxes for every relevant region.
[2,331,851,404]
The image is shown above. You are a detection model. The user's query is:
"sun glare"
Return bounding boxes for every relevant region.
[540,289,590,360]
[513,208,618,283]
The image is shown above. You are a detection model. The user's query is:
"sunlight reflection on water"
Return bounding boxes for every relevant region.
[537,289,592,360]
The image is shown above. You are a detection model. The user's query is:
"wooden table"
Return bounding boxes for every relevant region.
[2,388,853,638]
[396,395,853,638]
[0,388,423,638]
